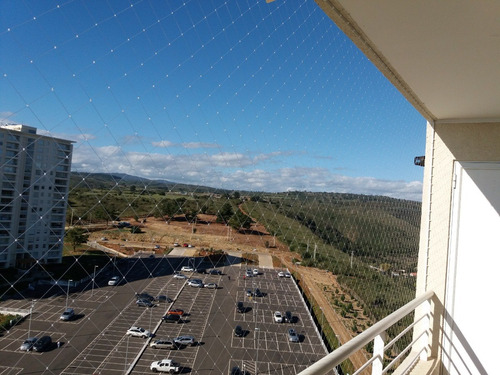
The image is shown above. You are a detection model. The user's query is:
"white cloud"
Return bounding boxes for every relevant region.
[182,142,219,149]
[71,146,423,201]
[152,140,175,148]
[151,140,220,149]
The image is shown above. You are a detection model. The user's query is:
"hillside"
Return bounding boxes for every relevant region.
[68,172,421,327]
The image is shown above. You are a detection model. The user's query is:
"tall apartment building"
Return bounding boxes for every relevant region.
[0,124,73,269]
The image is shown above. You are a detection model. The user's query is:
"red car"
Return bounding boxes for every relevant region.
[167,309,184,316]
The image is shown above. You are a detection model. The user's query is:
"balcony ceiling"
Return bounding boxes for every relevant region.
[315,0,500,123]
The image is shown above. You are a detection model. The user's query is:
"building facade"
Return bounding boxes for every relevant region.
[0,124,73,269]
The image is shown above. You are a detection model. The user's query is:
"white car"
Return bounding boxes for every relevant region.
[173,273,187,279]
[181,266,194,272]
[108,275,122,286]
[150,359,180,373]
[253,269,259,275]
[187,279,203,287]
[284,272,292,278]
[277,271,285,278]
[126,326,150,338]
[274,311,283,323]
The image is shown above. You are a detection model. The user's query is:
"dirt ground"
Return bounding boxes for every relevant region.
[88,215,370,369]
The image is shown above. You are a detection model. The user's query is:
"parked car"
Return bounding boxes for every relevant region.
[135,292,155,301]
[150,339,181,350]
[181,266,194,272]
[255,288,263,297]
[19,337,38,351]
[162,314,183,324]
[126,326,150,338]
[187,279,203,287]
[150,359,180,373]
[236,301,245,313]
[253,269,259,275]
[108,275,122,286]
[136,299,154,307]
[234,325,245,337]
[60,308,75,321]
[156,295,173,303]
[288,328,299,342]
[204,282,217,289]
[246,289,253,297]
[195,268,206,274]
[284,311,293,323]
[284,272,292,278]
[173,273,187,279]
[274,311,283,323]
[33,336,52,352]
[277,271,285,278]
[231,366,249,375]
[208,269,222,275]
[245,269,253,278]
[174,335,195,346]
[173,242,180,247]
[166,309,184,316]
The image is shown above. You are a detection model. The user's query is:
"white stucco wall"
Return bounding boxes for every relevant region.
[414,121,500,373]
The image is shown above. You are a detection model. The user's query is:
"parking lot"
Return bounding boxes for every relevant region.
[0,255,331,374]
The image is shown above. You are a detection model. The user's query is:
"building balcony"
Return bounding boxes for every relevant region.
[299,290,451,375]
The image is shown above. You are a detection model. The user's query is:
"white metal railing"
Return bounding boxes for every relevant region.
[298,290,435,375]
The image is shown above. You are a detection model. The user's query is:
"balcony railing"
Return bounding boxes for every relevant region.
[298,290,435,375]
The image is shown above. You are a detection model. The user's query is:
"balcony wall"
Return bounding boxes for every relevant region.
[414,121,500,374]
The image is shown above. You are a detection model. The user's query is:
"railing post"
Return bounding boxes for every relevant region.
[372,331,386,375]
[420,297,432,361]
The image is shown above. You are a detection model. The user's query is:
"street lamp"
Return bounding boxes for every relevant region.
[320,307,323,340]
[66,280,73,308]
[254,327,259,375]
[28,300,36,338]
[92,265,98,296]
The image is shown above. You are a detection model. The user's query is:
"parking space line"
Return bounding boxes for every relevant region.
[0,366,23,375]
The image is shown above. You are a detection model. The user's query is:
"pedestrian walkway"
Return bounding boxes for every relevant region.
[258,253,273,269]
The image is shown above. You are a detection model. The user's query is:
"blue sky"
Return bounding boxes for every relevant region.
[0,0,425,200]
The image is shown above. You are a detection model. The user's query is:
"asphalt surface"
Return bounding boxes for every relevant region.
[0,255,332,374]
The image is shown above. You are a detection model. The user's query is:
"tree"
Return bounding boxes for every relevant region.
[65,228,89,250]
[228,210,253,232]
[216,202,234,224]
[159,199,179,221]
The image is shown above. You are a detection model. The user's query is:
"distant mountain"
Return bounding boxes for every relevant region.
[69,172,229,194]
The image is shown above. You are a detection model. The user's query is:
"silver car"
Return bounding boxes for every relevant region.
[174,335,195,346]
[19,337,38,351]
[187,279,203,287]
[150,338,180,349]
[60,308,75,321]
[288,328,299,342]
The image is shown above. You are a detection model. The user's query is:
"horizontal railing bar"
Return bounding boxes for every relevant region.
[297,290,435,375]
[383,347,426,375]
[352,354,378,375]
[383,331,426,374]
[385,313,427,350]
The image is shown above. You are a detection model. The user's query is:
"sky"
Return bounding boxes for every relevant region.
[0,0,426,201]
